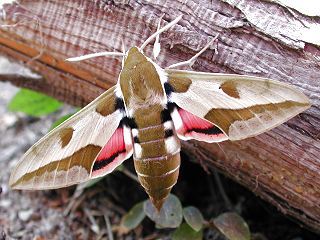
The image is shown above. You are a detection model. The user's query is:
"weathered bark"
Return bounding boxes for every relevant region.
[0,0,319,232]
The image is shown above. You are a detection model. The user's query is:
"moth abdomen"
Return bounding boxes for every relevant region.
[131,118,181,210]
[134,151,181,211]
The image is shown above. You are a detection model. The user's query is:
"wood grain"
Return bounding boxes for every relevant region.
[0,0,319,232]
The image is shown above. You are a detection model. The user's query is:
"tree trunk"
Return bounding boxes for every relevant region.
[1,0,319,232]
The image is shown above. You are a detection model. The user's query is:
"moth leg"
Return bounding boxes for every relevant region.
[140,15,182,51]
[153,14,165,59]
[166,34,219,69]
[121,38,126,68]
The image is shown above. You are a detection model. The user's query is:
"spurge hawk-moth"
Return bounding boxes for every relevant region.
[9,15,310,211]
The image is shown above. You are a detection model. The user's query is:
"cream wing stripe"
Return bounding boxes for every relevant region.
[172,77,308,110]
[167,70,309,107]
[226,84,285,139]
[229,81,308,137]
[229,83,308,139]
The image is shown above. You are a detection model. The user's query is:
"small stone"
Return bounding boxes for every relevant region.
[18,209,34,221]
[0,230,6,240]
[0,114,17,131]
[91,225,100,234]
[1,184,8,194]
[0,199,11,208]
[33,236,45,240]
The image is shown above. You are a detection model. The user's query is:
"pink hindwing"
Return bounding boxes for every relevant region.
[170,104,228,143]
[92,122,133,178]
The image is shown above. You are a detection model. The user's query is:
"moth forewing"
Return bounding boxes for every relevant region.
[9,85,129,190]
[165,69,310,141]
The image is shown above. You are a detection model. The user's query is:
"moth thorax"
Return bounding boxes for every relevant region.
[133,152,181,211]
[119,47,165,108]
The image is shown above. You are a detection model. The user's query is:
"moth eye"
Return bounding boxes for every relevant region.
[59,127,74,148]
[220,81,240,99]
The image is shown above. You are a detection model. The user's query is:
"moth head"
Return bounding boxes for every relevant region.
[122,47,147,70]
[119,47,164,106]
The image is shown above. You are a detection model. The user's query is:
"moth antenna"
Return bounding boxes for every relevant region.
[140,14,183,51]
[166,34,219,69]
[121,38,126,68]
[66,51,125,62]
[121,39,126,54]
[153,14,165,59]
[1,2,45,64]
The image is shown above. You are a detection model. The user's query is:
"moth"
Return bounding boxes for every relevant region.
[9,15,310,211]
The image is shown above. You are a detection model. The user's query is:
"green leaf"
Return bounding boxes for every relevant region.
[213,212,250,240]
[183,206,204,231]
[172,223,203,240]
[143,194,183,228]
[120,202,146,232]
[50,113,74,130]
[8,88,62,117]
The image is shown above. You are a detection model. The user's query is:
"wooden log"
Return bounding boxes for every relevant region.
[0,0,319,232]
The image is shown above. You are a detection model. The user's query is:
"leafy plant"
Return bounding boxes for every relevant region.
[213,212,250,240]
[120,202,145,233]
[8,88,62,117]
[144,194,183,228]
[118,193,251,240]
[183,206,204,231]
[172,223,203,240]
